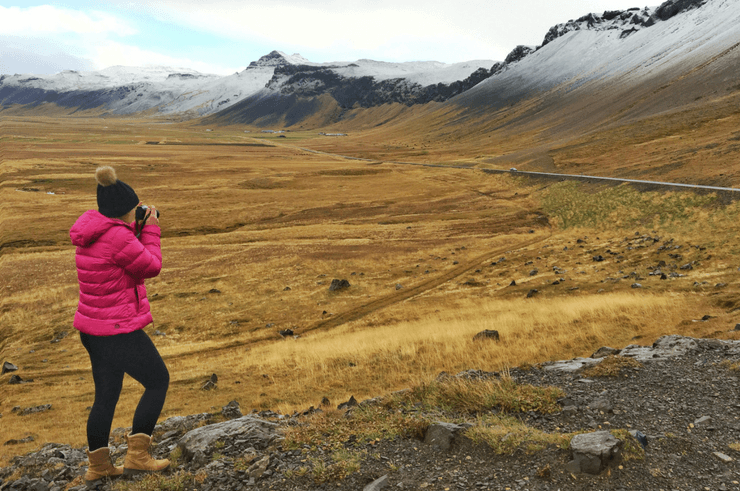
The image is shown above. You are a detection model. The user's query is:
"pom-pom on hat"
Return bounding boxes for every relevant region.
[95,166,139,218]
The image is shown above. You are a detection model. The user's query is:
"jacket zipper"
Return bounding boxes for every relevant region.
[134,287,140,313]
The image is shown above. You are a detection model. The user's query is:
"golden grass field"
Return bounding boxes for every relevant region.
[2,115,740,466]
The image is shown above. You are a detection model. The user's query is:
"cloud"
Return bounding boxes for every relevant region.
[0,5,137,36]
[93,41,238,74]
[0,38,95,75]
[112,0,648,63]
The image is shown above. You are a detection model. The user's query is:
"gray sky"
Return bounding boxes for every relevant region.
[2,0,653,75]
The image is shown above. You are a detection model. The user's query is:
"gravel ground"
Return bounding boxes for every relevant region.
[3,336,740,491]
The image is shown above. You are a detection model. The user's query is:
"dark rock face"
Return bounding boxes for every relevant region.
[266,63,496,109]
[655,0,708,20]
[504,46,536,65]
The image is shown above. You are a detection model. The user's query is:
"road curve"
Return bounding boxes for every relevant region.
[481,169,740,194]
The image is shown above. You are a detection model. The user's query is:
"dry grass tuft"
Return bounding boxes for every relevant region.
[582,356,643,378]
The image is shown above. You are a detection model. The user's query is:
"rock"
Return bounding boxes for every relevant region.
[329,279,351,291]
[631,283,642,288]
[424,422,472,451]
[50,331,68,344]
[2,361,18,375]
[734,324,740,331]
[680,262,694,270]
[567,431,622,474]
[529,269,538,276]
[337,396,358,410]
[629,430,648,449]
[4,436,35,445]
[208,288,221,294]
[473,330,500,342]
[278,329,294,338]
[20,404,52,416]
[248,455,270,478]
[562,406,578,417]
[364,474,389,491]
[701,315,713,321]
[713,452,733,463]
[201,373,218,390]
[509,280,517,286]
[526,289,538,298]
[395,284,403,290]
[591,346,621,359]
[320,396,331,407]
[153,330,166,336]
[177,416,281,468]
[222,400,242,420]
[593,255,604,262]
[587,398,613,413]
[694,415,711,426]
[9,375,24,385]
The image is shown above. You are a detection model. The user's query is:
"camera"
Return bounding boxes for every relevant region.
[135,205,160,222]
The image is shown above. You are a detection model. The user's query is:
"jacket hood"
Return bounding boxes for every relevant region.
[70,210,130,247]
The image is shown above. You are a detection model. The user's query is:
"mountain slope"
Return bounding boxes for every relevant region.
[0,52,493,118]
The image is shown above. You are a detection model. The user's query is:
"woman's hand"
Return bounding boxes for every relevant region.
[144,205,159,226]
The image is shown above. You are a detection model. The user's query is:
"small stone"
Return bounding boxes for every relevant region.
[395,284,403,290]
[694,416,711,426]
[364,474,389,491]
[631,283,642,289]
[338,396,358,410]
[714,452,733,463]
[526,289,538,298]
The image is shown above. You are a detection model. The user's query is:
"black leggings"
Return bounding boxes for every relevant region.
[80,329,169,451]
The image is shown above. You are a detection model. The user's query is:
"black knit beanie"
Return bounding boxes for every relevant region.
[96,166,139,218]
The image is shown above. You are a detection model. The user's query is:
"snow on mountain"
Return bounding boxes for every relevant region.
[330,59,495,86]
[0,49,493,117]
[454,0,739,132]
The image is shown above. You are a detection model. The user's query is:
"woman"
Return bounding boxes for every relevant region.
[70,166,170,485]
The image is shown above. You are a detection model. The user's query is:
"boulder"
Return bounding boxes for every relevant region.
[177,416,281,467]
[201,373,218,390]
[222,400,242,420]
[424,422,472,451]
[2,361,18,375]
[329,279,351,291]
[566,431,622,474]
[20,404,52,416]
[590,346,620,359]
[337,396,358,410]
[473,330,500,342]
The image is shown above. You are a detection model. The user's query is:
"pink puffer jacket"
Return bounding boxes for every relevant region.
[70,210,162,336]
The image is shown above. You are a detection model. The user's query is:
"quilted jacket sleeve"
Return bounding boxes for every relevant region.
[110,224,162,280]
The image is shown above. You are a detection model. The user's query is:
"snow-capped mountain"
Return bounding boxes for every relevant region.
[1,0,736,131]
[0,51,494,118]
[451,0,739,136]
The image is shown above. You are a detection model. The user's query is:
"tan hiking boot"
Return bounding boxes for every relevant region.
[85,447,124,485]
[123,433,170,476]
